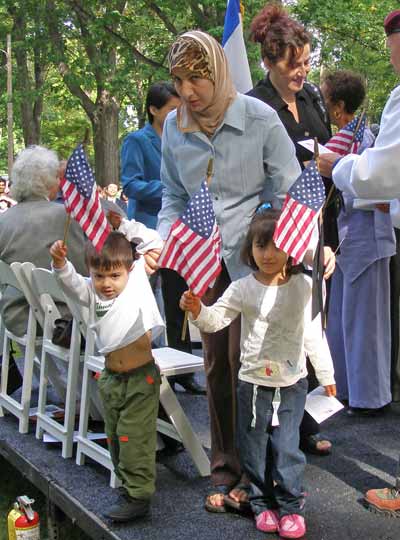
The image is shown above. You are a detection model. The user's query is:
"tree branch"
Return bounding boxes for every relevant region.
[69,0,166,70]
[145,1,178,35]
[45,0,96,119]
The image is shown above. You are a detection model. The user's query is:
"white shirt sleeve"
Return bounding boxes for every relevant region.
[191,280,243,333]
[52,261,91,307]
[333,86,400,200]
[118,218,163,253]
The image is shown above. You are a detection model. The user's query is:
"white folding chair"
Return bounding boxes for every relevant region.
[154,347,210,477]
[31,268,83,458]
[16,262,67,402]
[76,341,210,484]
[75,325,121,488]
[0,261,41,433]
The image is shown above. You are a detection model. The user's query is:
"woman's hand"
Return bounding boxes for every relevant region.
[143,248,161,275]
[50,240,67,269]
[179,290,201,319]
[107,210,122,230]
[323,246,336,279]
[318,152,342,178]
[324,384,337,397]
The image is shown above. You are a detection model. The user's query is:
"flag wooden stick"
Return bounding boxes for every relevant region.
[312,138,327,329]
[62,213,71,246]
[181,158,214,341]
[181,310,189,341]
[62,127,91,247]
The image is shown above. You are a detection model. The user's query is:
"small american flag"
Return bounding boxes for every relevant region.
[325,114,366,155]
[61,144,110,252]
[273,160,326,264]
[158,180,222,297]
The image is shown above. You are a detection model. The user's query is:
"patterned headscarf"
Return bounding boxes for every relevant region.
[168,31,237,136]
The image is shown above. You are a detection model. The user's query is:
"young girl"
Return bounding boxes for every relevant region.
[180,207,336,539]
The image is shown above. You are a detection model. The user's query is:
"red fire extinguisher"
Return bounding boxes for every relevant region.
[8,496,40,540]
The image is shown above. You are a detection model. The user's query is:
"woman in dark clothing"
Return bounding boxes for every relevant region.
[248,2,335,456]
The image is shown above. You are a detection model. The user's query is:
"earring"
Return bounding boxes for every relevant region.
[334,111,341,120]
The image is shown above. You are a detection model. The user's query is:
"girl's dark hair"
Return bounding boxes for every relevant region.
[250,3,310,67]
[146,81,179,124]
[322,70,366,115]
[241,206,301,275]
[85,231,134,272]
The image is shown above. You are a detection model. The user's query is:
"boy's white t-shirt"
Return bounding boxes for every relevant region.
[54,257,164,355]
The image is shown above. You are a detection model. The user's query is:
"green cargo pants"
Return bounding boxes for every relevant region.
[97,360,161,500]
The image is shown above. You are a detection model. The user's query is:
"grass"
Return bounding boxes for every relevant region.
[0,456,90,540]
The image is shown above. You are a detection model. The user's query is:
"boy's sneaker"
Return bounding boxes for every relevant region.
[255,509,280,532]
[365,487,400,517]
[104,497,150,522]
[279,514,306,539]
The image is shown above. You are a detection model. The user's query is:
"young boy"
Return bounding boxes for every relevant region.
[50,222,164,522]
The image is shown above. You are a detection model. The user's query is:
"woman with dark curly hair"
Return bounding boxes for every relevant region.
[321,70,395,416]
[248,2,334,457]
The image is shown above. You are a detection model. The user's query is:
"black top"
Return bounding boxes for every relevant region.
[248,76,338,249]
[248,76,331,166]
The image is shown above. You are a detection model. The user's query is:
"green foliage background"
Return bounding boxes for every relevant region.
[0,0,398,175]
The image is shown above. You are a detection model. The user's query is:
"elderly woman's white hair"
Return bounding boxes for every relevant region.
[10,145,60,202]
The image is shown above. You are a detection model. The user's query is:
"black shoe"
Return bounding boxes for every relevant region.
[346,406,386,417]
[104,497,150,522]
[172,375,206,395]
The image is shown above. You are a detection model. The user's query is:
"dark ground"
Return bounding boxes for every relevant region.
[1,375,400,540]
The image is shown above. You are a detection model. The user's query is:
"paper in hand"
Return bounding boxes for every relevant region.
[305,386,344,424]
[298,139,334,155]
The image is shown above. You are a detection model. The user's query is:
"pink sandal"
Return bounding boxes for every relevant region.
[255,509,279,532]
[279,514,306,539]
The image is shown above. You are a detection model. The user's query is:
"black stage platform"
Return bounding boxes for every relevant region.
[1,388,400,540]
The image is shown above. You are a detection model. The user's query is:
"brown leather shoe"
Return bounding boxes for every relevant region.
[365,487,400,517]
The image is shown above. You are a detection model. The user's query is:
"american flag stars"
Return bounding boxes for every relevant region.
[65,145,96,198]
[181,183,215,238]
[273,160,326,264]
[61,144,110,253]
[158,179,222,297]
[289,162,326,212]
[325,114,366,156]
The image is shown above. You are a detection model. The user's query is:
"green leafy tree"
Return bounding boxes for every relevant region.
[292,0,397,121]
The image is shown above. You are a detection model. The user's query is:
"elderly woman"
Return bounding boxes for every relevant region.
[321,71,395,416]
[157,30,301,512]
[0,146,88,337]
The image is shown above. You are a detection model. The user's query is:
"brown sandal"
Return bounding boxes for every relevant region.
[204,485,231,513]
[223,483,251,512]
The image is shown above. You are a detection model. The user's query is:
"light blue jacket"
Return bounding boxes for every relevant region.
[121,123,162,228]
[158,93,301,280]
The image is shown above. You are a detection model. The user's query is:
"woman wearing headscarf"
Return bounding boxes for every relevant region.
[157,30,301,512]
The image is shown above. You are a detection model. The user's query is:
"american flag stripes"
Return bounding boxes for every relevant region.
[273,161,326,264]
[61,144,110,252]
[158,180,222,297]
[325,114,366,155]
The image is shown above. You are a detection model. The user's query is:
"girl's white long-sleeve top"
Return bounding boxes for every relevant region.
[191,272,335,388]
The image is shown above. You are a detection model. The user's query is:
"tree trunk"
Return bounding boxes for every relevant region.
[91,91,120,187]
[11,9,44,146]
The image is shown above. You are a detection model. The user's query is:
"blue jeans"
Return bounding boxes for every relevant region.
[237,378,308,517]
